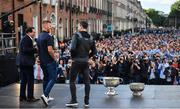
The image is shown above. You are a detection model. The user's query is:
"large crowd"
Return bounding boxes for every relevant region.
[34,31,180,85]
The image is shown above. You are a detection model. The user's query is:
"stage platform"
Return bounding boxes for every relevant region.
[0,84,180,109]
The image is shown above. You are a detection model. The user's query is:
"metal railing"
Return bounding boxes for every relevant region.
[0,33,17,55]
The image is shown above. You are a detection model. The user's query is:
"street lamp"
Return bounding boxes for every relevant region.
[111,0,114,37]
[38,0,42,32]
[69,0,72,38]
[55,0,58,37]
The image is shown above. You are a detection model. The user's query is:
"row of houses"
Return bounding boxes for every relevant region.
[0,0,148,44]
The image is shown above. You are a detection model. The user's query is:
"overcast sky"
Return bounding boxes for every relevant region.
[138,0,178,14]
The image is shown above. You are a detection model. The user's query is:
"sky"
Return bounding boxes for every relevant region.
[138,0,178,14]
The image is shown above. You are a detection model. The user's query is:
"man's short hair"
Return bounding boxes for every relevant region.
[26,27,35,33]
[80,21,88,29]
[42,20,51,24]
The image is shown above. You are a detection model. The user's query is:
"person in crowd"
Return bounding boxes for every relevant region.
[64,59,72,84]
[34,57,43,82]
[172,57,179,70]
[3,20,14,33]
[102,55,112,76]
[66,21,97,107]
[3,15,14,49]
[130,58,141,82]
[117,56,125,79]
[164,62,179,85]
[154,55,161,84]
[37,20,59,106]
[88,58,99,84]
[140,56,150,84]
[56,59,66,83]
[158,58,169,85]
[148,60,157,84]
[122,54,132,84]
[19,27,39,102]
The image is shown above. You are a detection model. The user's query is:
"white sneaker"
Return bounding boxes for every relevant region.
[48,96,54,101]
[41,94,48,106]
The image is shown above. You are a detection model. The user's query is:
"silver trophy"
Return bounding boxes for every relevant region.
[129,83,145,96]
[99,77,123,96]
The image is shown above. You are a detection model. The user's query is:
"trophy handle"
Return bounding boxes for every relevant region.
[119,78,123,83]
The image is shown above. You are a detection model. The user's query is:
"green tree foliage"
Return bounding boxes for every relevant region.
[169,0,180,17]
[144,8,166,27]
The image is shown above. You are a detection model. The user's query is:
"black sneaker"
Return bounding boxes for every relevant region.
[84,98,89,108]
[65,101,78,107]
[19,97,27,101]
[84,103,89,108]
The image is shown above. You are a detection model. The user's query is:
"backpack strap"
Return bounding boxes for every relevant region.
[76,32,93,40]
[76,32,83,38]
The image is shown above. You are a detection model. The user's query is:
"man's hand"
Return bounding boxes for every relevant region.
[54,51,60,62]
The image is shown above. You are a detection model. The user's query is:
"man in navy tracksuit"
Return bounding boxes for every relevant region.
[37,20,58,106]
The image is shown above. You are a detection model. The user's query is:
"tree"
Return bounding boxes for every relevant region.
[169,0,180,17]
[144,8,166,27]
[169,0,180,28]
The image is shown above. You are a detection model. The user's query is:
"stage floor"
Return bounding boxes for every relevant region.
[0,84,180,109]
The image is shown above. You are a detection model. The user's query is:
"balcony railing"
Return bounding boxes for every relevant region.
[0,33,17,55]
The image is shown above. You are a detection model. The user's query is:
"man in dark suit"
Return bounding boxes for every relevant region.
[19,27,39,102]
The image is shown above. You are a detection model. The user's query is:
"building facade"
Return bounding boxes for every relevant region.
[0,0,148,46]
[169,16,180,29]
[113,0,147,33]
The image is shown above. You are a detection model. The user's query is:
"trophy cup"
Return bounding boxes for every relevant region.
[129,83,145,96]
[99,77,123,96]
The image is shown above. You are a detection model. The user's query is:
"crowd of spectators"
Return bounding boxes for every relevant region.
[35,30,180,85]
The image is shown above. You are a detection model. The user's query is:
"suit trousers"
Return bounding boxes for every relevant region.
[20,65,34,99]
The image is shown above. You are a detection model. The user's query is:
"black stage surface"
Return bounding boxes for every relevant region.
[1,84,180,109]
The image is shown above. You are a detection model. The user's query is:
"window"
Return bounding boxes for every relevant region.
[50,13,56,27]
[33,16,38,38]
[65,18,68,38]
[51,0,56,6]
[42,0,50,4]
[72,19,74,33]
[76,20,79,31]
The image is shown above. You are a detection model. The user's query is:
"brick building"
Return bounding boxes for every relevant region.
[0,0,147,47]
[0,0,111,45]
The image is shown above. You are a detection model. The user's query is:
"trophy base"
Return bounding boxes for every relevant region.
[132,91,142,96]
[105,87,118,96]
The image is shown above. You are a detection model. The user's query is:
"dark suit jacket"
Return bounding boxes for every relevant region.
[19,35,37,66]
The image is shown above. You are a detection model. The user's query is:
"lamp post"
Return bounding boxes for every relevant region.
[39,0,42,32]
[132,11,135,34]
[69,0,72,38]
[130,2,134,34]
[12,0,15,29]
[55,0,58,37]
[111,0,114,37]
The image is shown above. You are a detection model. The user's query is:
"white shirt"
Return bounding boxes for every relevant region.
[158,63,169,79]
